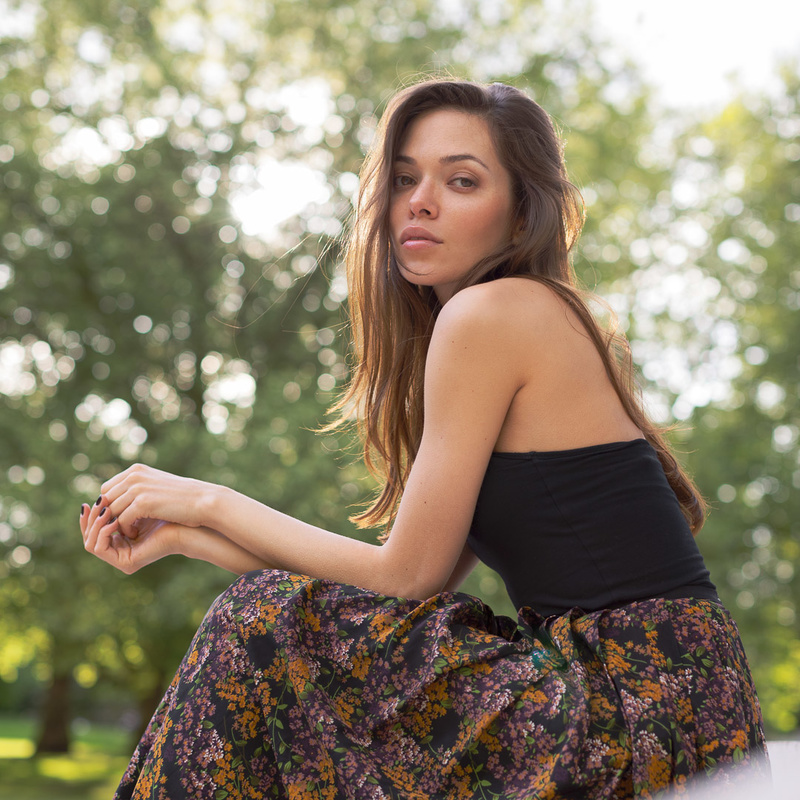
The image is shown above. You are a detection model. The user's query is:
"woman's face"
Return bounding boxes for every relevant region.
[389,109,516,303]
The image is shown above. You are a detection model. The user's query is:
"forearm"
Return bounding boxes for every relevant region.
[100,459,473,599]
[202,486,402,595]
[181,523,276,575]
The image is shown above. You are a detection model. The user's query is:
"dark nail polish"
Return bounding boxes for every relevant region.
[80,505,87,516]
[94,496,102,506]
[99,507,107,517]
[109,516,117,523]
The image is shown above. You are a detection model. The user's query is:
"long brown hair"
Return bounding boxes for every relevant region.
[327,78,706,534]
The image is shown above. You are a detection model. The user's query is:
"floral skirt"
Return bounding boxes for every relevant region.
[114,569,768,799]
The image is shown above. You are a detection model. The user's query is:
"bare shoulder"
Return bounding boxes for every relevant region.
[435,277,577,343]
[425,280,541,390]
[426,277,580,398]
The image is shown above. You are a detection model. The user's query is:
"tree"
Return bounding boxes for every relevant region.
[0,0,491,752]
[672,68,800,733]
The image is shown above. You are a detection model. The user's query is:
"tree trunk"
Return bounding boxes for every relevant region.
[35,672,71,754]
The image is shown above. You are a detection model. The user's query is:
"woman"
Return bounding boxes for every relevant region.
[81,79,767,798]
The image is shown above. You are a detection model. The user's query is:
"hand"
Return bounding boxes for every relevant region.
[79,499,181,574]
[98,464,214,539]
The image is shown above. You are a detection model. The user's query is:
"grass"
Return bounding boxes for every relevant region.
[0,715,131,799]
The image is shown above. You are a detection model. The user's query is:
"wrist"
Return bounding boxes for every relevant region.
[171,522,191,559]
[201,482,232,533]
[175,523,217,563]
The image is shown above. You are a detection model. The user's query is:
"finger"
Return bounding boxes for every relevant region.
[105,484,143,536]
[105,512,119,535]
[80,503,100,543]
[86,496,106,528]
[99,481,123,508]
[101,463,155,498]
[124,521,141,540]
[97,469,135,508]
[114,502,140,539]
[108,532,131,557]
[92,508,123,554]
[98,464,136,496]
[86,503,115,549]
[98,493,139,539]
[114,491,157,539]
[79,504,89,540]
[83,512,100,553]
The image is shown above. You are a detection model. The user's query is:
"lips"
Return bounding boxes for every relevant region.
[399,226,442,245]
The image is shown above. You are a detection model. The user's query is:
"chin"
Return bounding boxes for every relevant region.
[397,265,435,287]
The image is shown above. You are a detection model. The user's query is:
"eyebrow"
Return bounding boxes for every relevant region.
[395,153,491,171]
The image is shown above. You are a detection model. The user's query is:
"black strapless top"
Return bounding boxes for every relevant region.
[467,439,717,616]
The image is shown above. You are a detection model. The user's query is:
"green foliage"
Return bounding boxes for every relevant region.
[671,71,800,732]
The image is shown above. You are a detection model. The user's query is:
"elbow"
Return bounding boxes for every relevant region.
[391,580,444,603]
[415,583,448,602]
[409,573,450,601]
[378,560,448,602]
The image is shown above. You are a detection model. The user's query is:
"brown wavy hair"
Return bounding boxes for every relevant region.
[327,78,706,535]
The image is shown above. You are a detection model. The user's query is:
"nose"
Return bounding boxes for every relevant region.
[408,179,438,218]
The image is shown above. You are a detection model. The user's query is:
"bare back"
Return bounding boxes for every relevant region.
[475,277,643,454]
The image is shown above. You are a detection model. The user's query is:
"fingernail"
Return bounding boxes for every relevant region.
[99,507,107,517]
[94,496,102,506]
[109,516,117,523]
[80,505,87,516]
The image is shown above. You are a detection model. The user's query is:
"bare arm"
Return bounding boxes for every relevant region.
[93,286,527,599]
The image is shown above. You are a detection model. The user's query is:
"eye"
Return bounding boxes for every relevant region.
[392,174,415,188]
[451,176,477,189]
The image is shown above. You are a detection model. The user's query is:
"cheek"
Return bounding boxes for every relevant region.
[471,206,512,251]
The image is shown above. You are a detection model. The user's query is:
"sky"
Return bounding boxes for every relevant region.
[591,0,800,110]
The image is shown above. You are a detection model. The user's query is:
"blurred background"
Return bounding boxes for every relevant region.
[0,0,798,795]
